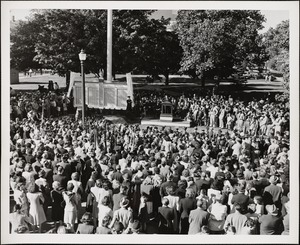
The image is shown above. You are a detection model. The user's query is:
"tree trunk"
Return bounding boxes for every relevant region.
[164,73,169,86]
[200,73,206,87]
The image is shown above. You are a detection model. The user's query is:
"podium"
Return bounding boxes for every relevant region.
[160,101,173,122]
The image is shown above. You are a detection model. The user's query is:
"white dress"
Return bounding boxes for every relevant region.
[14,189,29,216]
[98,204,113,227]
[63,191,78,227]
[9,212,30,234]
[26,192,46,226]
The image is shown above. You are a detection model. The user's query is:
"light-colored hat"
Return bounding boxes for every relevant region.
[266,204,278,216]
[120,197,130,208]
[269,175,279,184]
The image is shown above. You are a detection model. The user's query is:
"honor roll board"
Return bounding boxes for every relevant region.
[73,80,129,110]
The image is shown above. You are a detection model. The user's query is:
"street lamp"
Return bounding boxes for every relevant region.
[79,49,87,126]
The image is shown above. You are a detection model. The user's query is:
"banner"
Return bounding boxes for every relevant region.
[67,72,80,97]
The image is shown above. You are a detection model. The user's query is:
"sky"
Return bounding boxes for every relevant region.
[10,9,289,33]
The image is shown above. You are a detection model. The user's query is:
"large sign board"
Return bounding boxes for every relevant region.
[74,80,129,110]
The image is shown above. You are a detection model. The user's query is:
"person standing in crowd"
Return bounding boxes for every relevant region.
[62,183,78,229]
[76,212,94,234]
[158,198,175,234]
[109,197,133,230]
[26,183,47,233]
[258,204,284,235]
[179,188,197,234]
[188,199,210,234]
[50,181,64,222]
[224,204,248,235]
[9,204,32,234]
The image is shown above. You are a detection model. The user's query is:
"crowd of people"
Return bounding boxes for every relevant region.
[9,88,290,235]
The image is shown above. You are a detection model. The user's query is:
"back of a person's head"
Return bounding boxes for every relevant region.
[113,221,124,234]
[67,182,74,191]
[102,215,111,227]
[200,225,210,235]
[57,225,67,234]
[234,204,242,212]
[196,199,204,208]
[162,197,169,206]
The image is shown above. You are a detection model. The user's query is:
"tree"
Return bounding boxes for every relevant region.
[10,18,42,72]
[32,9,107,76]
[111,10,182,84]
[10,10,182,86]
[263,20,289,81]
[175,10,266,86]
[128,17,182,85]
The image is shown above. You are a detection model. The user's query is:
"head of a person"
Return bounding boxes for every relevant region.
[185,188,195,198]
[200,225,210,235]
[67,182,74,192]
[71,172,79,181]
[234,204,242,213]
[166,185,175,196]
[161,197,169,206]
[52,181,61,190]
[80,212,92,224]
[38,169,46,178]
[101,196,110,206]
[57,165,64,174]
[269,175,279,185]
[266,204,278,216]
[102,181,110,190]
[120,185,128,195]
[24,163,32,172]
[96,179,102,187]
[120,197,130,208]
[57,225,67,234]
[127,220,141,233]
[113,221,124,234]
[13,204,22,213]
[196,199,204,209]
[101,215,111,228]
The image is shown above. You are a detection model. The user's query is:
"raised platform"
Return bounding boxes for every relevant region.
[141,118,191,127]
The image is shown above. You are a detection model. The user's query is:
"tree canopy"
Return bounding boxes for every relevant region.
[263,20,289,76]
[10,9,182,83]
[175,10,266,82]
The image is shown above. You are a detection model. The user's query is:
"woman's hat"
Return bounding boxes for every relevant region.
[120,197,130,208]
[80,212,92,223]
[266,204,278,216]
[269,175,279,184]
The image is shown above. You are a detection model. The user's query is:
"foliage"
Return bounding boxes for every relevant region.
[175,10,266,81]
[10,9,182,84]
[32,9,107,76]
[10,19,42,71]
[263,20,289,93]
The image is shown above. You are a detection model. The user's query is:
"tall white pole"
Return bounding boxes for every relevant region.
[107,9,113,83]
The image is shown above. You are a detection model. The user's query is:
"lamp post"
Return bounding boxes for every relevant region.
[79,49,87,126]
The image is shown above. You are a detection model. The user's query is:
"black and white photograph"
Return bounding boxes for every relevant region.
[1,1,299,244]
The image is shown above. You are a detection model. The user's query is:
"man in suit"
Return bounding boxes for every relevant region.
[158,198,175,234]
[188,199,210,234]
[159,174,177,198]
[231,180,249,213]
